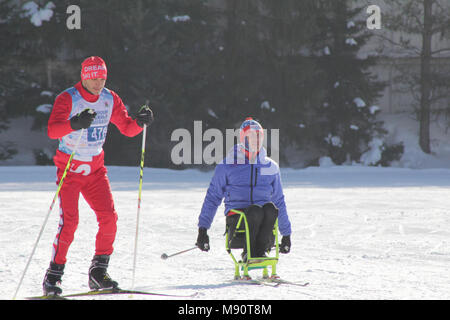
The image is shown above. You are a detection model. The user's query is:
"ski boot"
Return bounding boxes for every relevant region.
[88,255,119,291]
[42,262,65,296]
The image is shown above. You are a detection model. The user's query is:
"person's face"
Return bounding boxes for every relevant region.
[244,130,263,152]
[82,78,106,95]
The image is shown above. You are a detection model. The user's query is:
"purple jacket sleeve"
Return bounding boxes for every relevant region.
[198,164,227,230]
[272,172,291,236]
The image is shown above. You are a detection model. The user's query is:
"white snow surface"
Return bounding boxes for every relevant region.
[2,165,450,300]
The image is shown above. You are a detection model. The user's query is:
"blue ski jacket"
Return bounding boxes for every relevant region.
[198,145,291,236]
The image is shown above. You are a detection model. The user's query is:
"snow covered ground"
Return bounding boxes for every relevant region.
[2,165,450,300]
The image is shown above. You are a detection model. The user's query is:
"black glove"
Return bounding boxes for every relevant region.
[135,105,154,127]
[70,108,97,130]
[196,227,210,252]
[280,235,291,254]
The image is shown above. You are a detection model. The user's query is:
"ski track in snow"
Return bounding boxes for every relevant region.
[1,166,450,300]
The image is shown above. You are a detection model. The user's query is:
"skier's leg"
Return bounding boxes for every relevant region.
[82,166,118,257]
[254,202,278,257]
[45,171,81,295]
[226,213,241,248]
[51,171,82,265]
[226,208,249,249]
[82,167,119,289]
[242,205,264,258]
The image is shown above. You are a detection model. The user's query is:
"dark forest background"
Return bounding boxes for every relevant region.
[1,0,448,169]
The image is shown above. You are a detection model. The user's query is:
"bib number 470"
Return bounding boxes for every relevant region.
[88,126,107,142]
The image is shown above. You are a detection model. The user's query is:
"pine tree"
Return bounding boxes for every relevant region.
[203,1,324,166]
[0,0,75,128]
[312,0,386,165]
[0,0,39,159]
[68,0,220,167]
[257,0,324,165]
[208,0,270,129]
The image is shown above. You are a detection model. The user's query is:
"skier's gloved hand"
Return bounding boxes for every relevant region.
[196,227,210,252]
[280,235,291,254]
[135,105,154,128]
[70,108,97,130]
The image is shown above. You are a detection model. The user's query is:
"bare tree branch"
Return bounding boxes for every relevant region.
[373,33,421,55]
[431,47,450,55]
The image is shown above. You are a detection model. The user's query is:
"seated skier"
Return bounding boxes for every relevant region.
[195,117,292,262]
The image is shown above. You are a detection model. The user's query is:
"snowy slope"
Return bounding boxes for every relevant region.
[2,165,450,300]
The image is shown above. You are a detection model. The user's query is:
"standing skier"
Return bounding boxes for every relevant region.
[195,117,291,262]
[43,56,153,296]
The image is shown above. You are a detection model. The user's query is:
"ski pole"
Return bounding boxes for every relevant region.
[131,123,147,290]
[161,246,199,260]
[13,128,85,300]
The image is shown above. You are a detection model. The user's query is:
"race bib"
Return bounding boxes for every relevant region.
[87,125,108,142]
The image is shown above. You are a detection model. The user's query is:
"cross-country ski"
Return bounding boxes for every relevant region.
[26,288,198,300]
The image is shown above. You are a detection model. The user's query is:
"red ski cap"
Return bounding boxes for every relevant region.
[81,56,107,80]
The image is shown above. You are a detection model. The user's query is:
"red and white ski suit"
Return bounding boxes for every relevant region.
[48,81,142,264]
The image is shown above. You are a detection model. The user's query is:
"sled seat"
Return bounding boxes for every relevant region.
[225,209,279,279]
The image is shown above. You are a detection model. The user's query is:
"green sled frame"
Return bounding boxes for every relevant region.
[225,209,279,279]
